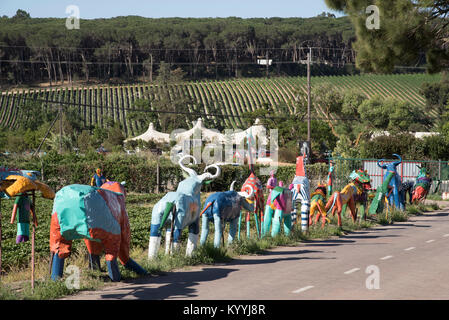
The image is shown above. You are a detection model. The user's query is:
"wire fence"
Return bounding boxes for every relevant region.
[328,157,449,193]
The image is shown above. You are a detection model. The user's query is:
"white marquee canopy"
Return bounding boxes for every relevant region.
[126,118,269,145]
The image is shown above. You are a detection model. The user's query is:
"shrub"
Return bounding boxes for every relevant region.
[2,153,328,194]
[406,205,421,215]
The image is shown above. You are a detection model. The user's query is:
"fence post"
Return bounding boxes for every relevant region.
[156,157,160,194]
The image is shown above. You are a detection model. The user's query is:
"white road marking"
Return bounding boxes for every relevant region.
[426,239,435,243]
[380,255,393,260]
[443,234,449,238]
[292,286,314,294]
[404,247,415,251]
[344,268,360,275]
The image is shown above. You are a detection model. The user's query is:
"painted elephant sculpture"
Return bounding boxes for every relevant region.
[263,181,293,237]
[199,182,254,248]
[50,182,147,282]
[148,155,221,259]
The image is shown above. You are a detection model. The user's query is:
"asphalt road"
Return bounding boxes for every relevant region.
[65,203,449,300]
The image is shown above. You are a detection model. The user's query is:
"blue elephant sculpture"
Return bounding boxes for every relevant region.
[148,155,221,259]
[377,154,405,211]
[199,181,254,248]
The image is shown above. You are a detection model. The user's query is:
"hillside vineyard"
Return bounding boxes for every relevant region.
[0,73,441,135]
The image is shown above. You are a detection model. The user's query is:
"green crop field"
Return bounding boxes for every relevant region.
[0,73,441,137]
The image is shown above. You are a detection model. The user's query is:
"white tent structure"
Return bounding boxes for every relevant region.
[233,118,268,145]
[371,131,440,140]
[173,118,226,143]
[125,118,269,146]
[125,122,170,144]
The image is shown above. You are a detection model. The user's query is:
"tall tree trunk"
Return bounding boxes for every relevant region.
[81,52,89,83]
[43,52,52,86]
[150,54,153,82]
[57,51,64,85]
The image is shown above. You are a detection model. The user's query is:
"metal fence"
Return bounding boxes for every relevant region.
[329,157,449,193]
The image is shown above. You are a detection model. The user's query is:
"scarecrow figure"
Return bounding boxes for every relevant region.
[10,193,37,243]
[90,168,108,187]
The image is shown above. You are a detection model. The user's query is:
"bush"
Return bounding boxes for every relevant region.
[2,153,328,194]
[278,147,297,163]
[390,210,408,222]
[406,205,421,215]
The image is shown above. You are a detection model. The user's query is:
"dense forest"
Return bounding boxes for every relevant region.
[0,10,357,86]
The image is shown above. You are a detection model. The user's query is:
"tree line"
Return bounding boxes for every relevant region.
[0,10,357,86]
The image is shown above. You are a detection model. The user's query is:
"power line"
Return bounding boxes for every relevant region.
[0,59,349,66]
[0,44,356,52]
[16,96,305,121]
[10,95,441,123]
[0,59,426,70]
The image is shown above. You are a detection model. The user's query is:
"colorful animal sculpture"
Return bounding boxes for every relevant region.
[50,182,147,282]
[262,170,278,236]
[290,156,310,231]
[199,182,254,248]
[308,185,329,228]
[263,181,293,237]
[148,155,221,259]
[325,169,371,227]
[411,166,432,204]
[369,167,397,215]
[377,154,405,211]
[240,172,264,238]
[238,129,265,239]
[341,170,372,220]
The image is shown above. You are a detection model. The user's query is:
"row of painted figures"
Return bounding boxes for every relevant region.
[2,153,432,283]
[49,153,431,282]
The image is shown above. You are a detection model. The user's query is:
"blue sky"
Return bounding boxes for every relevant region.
[1,0,343,19]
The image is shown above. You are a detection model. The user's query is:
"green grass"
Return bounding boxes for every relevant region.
[406,205,422,215]
[425,193,449,201]
[373,202,442,226]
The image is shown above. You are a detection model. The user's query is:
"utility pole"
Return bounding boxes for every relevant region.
[59,104,63,154]
[298,47,312,159]
[266,51,269,78]
[307,48,312,154]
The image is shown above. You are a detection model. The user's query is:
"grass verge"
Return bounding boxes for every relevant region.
[0,198,442,300]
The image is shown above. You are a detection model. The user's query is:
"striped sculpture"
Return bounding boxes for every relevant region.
[290,156,310,232]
